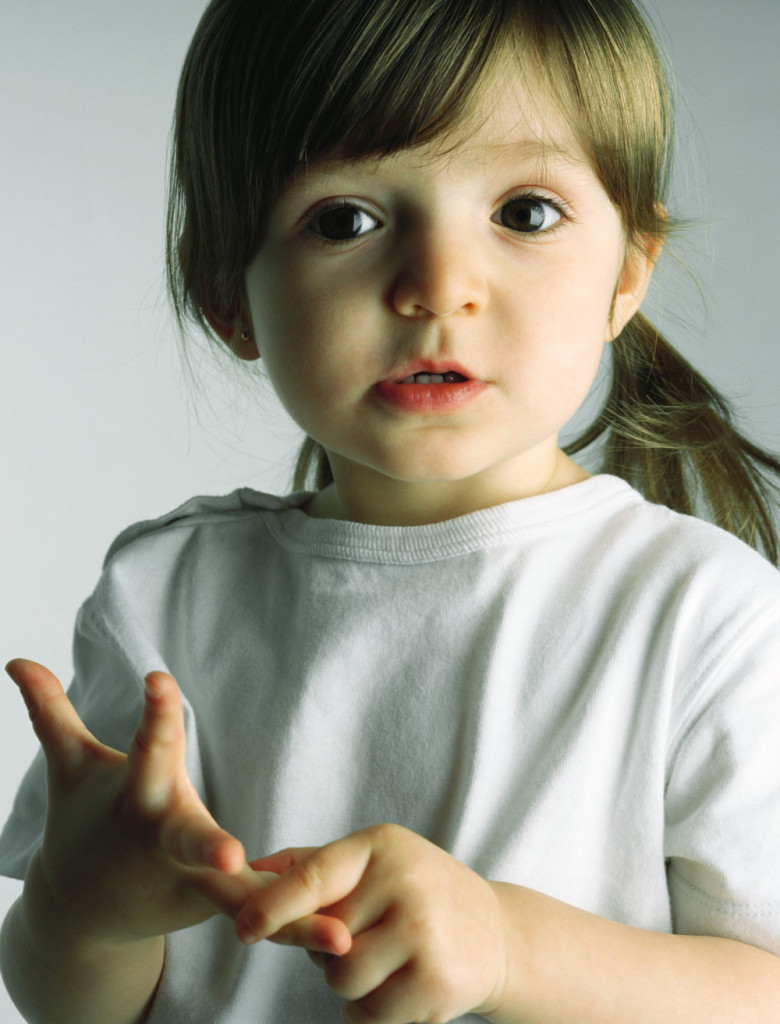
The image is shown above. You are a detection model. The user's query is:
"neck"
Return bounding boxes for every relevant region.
[304,450,591,526]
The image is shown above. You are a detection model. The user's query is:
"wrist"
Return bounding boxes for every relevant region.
[2,856,165,1024]
[24,851,163,958]
[480,881,780,1024]
[480,881,531,1023]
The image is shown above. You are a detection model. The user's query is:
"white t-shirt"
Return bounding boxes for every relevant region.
[2,474,780,1023]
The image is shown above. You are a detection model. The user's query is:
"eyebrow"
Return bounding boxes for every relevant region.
[487,138,571,156]
[278,136,577,200]
[478,137,579,164]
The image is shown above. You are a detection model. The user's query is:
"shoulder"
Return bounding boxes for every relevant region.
[83,488,311,633]
[609,485,780,692]
[74,488,312,673]
[570,479,780,678]
[597,478,780,594]
[101,488,307,568]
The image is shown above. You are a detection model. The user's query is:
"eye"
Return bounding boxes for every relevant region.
[306,201,381,245]
[497,194,565,236]
[303,192,567,246]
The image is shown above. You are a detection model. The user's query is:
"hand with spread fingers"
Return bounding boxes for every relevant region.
[4,659,352,954]
[236,823,508,1024]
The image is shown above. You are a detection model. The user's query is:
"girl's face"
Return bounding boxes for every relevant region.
[241,65,655,524]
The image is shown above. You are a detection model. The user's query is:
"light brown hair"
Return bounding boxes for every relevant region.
[166,0,780,561]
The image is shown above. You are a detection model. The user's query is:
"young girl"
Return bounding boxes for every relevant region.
[2,1,780,1022]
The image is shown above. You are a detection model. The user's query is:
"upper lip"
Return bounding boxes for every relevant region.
[384,358,477,384]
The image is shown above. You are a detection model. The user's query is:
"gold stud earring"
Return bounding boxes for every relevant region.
[240,330,251,342]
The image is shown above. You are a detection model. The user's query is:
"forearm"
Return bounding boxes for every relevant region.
[1,855,164,1024]
[486,882,780,1024]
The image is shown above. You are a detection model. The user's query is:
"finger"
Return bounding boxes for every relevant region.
[261,913,353,956]
[158,806,246,873]
[5,659,107,769]
[205,863,352,953]
[126,672,187,812]
[248,847,318,875]
[341,962,421,1024]
[194,865,281,920]
[308,949,335,971]
[235,833,373,943]
[318,926,406,1004]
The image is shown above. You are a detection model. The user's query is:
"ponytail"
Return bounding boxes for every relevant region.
[564,313,780,564]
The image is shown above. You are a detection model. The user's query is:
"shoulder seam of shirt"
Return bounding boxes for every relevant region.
[101,491,284,569]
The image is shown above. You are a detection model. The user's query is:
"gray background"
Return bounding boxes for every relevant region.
[1,1,778,1018]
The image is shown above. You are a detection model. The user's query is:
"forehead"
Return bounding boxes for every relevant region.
[281,62,591,195]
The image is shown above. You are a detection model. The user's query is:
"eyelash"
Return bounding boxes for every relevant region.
[303,191,571,247]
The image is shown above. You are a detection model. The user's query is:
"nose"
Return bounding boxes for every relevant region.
[388,218,489,318]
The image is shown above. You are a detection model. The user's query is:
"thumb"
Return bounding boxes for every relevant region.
[5,659,105,771]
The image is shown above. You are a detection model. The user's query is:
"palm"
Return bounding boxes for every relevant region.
[7,660,350,951]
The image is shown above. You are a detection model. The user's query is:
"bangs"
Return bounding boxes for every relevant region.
[247,0,516,193]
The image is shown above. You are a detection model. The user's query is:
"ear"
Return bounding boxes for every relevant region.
[607,230,664,342]
[204,309,261,361]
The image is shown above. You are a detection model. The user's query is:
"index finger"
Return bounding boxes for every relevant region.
[235,832,374,943]
[125,671,187,812]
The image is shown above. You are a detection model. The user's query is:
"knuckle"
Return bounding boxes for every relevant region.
[419,959,459,1022]
[344,997,378,1024]
[323,952,362,1001]
[367,821,402,844]
[409,969,446,1024]
[244,899,275,938]
[133,710,181,758]
[131,725,155,757]
[160,813,200,861]
[429,1007,453,1024]
[323,956,350,995]
[295,856,326,900]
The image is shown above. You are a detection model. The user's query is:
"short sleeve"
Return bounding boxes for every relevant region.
[665,600,780,955]
[0,597,147,880]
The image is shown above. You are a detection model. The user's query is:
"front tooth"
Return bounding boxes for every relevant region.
[399,372,455,384]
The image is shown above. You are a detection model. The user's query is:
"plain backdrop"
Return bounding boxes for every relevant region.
[1,1,778,1019]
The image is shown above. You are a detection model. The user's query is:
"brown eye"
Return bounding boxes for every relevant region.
[500,197,561,234]
[310,205,379,243]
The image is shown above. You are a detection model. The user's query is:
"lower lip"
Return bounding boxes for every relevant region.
[374,379,489,413]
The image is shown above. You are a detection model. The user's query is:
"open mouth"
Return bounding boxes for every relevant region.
[375,363,487,413]
[399,371,468,384]
[389,359,475,384]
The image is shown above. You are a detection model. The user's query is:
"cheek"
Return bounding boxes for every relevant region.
[249,272,376,426]
[498,252,615,413]
[507,251,616,354]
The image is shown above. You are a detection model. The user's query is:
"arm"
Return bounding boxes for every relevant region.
[1,856,164,1024]
[234,824,780,1024]
[487,881,780,1024]
[0,661,351,1024]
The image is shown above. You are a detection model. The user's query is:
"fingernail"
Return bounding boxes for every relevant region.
[144,674,162,700]
[236,918,260,945]
[6,663,34,716]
